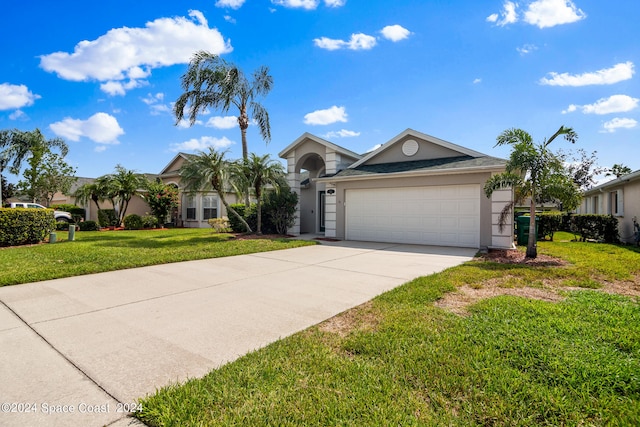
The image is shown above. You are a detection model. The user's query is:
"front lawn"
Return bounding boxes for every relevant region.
[137,237,640,426]
[0,228,315,287]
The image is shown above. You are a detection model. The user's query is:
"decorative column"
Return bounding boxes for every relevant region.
[286,152,300,236]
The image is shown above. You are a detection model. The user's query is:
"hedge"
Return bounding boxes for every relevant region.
[537,212,563,241]
[0,208,56,247]
[570,214,619,243]
[79,221,100,231]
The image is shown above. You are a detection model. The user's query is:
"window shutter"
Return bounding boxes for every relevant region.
[617,189,624,216]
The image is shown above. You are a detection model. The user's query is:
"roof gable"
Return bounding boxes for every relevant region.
[160,152,191,175]
[278,132,362,161]
[350,128,487,168]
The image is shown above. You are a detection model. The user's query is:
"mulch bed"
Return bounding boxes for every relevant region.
[477,249,568,267]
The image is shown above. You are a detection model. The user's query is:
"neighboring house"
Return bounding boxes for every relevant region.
[577,169,640,244]
[158,153,239,228]
[279,128,514,249]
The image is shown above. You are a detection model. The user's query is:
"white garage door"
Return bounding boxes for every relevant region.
[345,184,480,247]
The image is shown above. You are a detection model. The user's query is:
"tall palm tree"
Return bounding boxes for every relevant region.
[179,148,253,233]
[484,126,581,259]
[235,154,285,234]
[174,51,273,161]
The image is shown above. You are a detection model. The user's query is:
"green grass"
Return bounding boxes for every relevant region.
[0,228,315,286]
[136,238,640,426]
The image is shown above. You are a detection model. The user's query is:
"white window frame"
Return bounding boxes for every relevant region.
[186,195,197,220]
[202,194,218,220]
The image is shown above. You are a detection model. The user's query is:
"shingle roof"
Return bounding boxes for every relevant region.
[332,155,506,178]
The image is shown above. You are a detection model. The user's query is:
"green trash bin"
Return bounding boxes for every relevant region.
[516,215,539,246]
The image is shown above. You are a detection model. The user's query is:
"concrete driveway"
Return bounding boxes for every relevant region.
[0,241,475,427]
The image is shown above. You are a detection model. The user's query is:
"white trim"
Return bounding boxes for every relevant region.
[278,132,362,160]
[315,164,505,183]
[349,128,488,169]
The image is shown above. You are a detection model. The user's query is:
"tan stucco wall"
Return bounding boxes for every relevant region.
[330,172,495,247]
[366,136,464,165]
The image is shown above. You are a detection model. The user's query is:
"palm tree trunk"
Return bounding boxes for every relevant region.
[256,199,262,235]
[526,198,537,259]
[219,191,252,233]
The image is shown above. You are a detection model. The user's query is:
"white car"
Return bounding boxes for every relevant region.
[9,202,73,222]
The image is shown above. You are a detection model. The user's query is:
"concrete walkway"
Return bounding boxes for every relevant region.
[0,241,475,427]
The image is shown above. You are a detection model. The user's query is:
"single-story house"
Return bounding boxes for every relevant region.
[157,153,239,228]
[279,128,514,249]
[577,169,640,244]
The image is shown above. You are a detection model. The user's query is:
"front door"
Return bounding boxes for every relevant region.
[318,191,326,233]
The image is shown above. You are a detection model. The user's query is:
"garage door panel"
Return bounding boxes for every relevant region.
[346,185,480,248]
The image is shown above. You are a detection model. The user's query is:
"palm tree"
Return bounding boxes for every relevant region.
[235,154,285,234]
[484,126,581,259]
[73,182,104,215]
[108,165,145,225]
[179,148,253,233]
[174,51,273,161]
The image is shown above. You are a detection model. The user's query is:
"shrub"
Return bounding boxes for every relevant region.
[570,214,619,243]
[142,215,159,229]
[264,190,298,235]
[208,217,231,233]
[0,208,56,247]
[228,204,258,233]
[56,221,70,231]
[98,209,118,227]
[537,211,563,241]
[124,214,143,230]
[79,220,100,231]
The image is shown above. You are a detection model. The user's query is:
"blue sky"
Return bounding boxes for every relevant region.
[1,0,638,182]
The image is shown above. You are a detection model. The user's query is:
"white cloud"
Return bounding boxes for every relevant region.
[39,10,232,95]
[304,106,348,125]
[176,118,202,128]
[49,112,124,145]
[215,0,245,9]
[583,95,639,115]
[473,78,482,84]
[224,15,237,24]
[141,92,171,115]
[367,143,382,153]
[170,136,234,152]
[141,92,164,105]
[324,0,346,6]
[324,129,360,138]
[206,116,238,129]
[271,0,318,10]
[380,25,411,42]
[517,44,538,55]
[314,33,377,50]
[9,110,26,120]
[602,118,637,133]
[524,0,586,28]
[540,62,635,86]
[0,83,41,110]
[487,1,518,26]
